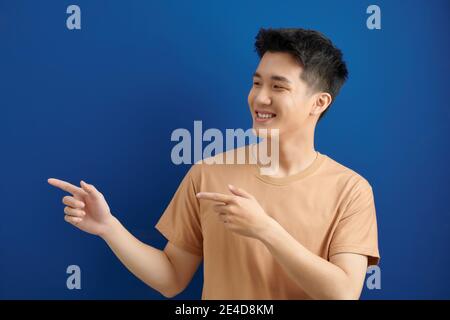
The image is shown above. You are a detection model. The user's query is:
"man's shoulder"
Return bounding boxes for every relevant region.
[188,145,252,177]
[321,153,373,191]
[193,145,251,166]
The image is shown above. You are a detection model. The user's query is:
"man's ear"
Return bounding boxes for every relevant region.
[310,92,332,116]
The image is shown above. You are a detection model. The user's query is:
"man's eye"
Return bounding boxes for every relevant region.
[253,82,260,86]
[273,85,285,90]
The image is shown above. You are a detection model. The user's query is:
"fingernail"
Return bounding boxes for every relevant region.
[228,184,234,189]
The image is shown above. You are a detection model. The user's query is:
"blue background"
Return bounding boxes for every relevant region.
[1,0,449,299]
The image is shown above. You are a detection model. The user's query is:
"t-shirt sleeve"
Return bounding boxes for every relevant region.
[329,178,380,266]
[155,165,203,256]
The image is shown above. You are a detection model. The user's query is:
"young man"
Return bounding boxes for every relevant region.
[48,28,380,300]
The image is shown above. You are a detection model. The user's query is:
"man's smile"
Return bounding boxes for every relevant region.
[254,108,277,123]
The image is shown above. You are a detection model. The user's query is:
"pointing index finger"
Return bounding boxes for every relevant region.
[47,178,88,197]
[196,192,234,204]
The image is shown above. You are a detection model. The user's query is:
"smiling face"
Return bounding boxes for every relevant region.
[248,51,327,139]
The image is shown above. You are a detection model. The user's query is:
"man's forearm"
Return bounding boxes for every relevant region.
[100,216,179,297]
[258,220,354,300]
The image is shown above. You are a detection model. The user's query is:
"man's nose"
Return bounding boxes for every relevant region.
[255,90,272,105]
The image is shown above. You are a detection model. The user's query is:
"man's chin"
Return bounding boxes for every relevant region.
[252,125,280,139]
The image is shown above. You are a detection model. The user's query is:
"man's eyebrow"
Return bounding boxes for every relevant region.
[253,72,292,84]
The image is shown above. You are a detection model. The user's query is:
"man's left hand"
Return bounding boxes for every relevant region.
[196,185,278,240]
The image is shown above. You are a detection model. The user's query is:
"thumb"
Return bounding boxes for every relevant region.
[80,180,98,195]
[228,184,253,199]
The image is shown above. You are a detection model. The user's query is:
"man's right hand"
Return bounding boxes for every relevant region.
[48,178,115,237]
[48,177,202,298]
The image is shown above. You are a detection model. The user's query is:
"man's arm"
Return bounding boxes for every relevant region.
[196,185,369,300]
[102,217,202,298]
[260,221,368,300]
[47,178,202,298]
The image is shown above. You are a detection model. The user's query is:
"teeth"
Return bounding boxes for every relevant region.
[257,112,275,119]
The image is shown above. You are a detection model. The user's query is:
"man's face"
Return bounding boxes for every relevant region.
[248,51,316,138]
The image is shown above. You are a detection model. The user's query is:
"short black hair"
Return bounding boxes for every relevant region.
[254,27,348,121]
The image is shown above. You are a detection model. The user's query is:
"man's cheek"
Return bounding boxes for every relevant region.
[247,90,254,106]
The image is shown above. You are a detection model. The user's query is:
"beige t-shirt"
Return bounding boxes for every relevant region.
[155,145,380,299]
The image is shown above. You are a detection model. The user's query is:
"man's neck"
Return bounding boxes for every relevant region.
[264,129,317,178]
[278,141,316,177]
